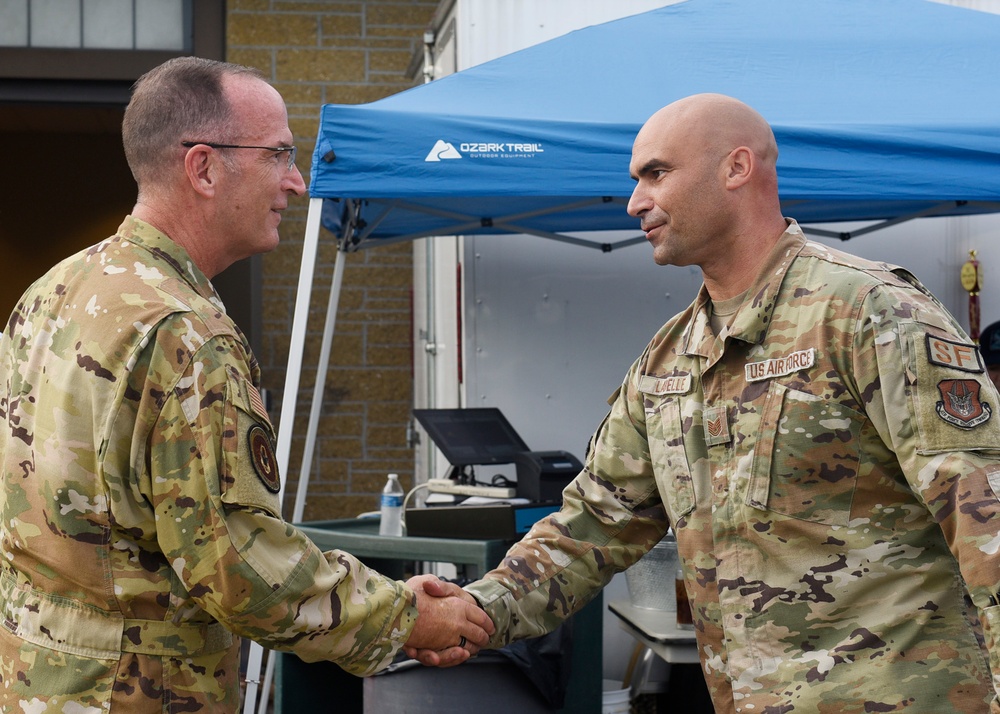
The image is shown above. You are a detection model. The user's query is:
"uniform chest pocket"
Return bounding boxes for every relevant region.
[747,381,863,526]
[645,398,697,524]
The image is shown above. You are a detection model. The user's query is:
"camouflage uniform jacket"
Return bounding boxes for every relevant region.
[467,222,1000,713]
[0,217,417,712]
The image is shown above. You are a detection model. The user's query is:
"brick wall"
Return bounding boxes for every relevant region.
[227,0,437,521]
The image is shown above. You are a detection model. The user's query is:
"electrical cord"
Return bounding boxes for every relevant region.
[401,482,431,533]
[489,473,515,488]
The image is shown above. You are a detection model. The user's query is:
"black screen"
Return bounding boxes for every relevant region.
[413,408,530,466]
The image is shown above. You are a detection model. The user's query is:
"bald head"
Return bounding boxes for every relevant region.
[627,94,788,297]
[639,94,778,177]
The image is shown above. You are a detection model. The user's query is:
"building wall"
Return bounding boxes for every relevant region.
[0,122,135,321]
[227,0,436,521]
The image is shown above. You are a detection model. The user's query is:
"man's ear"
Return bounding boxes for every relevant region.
[183,145,220,197]
[724,146,753,189]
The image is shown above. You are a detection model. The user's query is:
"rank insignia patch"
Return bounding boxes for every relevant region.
[249,425,281,492]
[935,379,992,429]
[703,405,731,446]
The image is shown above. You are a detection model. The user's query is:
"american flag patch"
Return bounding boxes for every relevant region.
[247,380,269,421]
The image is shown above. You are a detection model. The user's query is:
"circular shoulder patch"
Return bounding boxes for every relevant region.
[248,425,281,493]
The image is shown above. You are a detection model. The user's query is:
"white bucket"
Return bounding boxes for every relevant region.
[602,679,631,714]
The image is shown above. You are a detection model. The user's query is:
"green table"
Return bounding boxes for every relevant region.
[275,517,602,714]
[294,517,511,578]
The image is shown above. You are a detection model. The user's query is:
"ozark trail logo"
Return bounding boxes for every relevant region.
[936,379,992,429]
[425,140,462,162]
[424,139,544,162]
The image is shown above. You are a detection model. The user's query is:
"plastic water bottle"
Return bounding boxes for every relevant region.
[379,473,404,536]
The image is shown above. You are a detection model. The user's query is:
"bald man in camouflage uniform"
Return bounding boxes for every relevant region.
[410,94,1000,712]
[0,57,491,712]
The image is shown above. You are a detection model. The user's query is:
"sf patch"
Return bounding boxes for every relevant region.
[936,379,992,429]
[248,425,281,493]
[926,335,983,373]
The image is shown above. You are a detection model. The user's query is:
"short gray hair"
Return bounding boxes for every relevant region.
[122,57,265,187]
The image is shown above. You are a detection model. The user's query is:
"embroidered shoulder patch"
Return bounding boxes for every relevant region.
[247,382,269,422]
[936,379,992,429]
[926,335,983,373]
[248,425,281,493]
[745,348,815,383]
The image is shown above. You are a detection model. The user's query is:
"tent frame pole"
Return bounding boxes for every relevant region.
[276,196,327,499]
[292,221,349,522]
[798,201,971,241]
[341,199,1000,251]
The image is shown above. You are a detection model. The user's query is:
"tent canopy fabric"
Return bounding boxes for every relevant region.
[309,0,1000,250]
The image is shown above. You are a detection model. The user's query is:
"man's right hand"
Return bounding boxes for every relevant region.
[403,575,495,667]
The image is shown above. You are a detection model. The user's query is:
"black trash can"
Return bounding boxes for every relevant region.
[363,653,557,713]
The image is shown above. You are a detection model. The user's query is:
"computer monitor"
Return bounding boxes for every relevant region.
[413,408,530,469]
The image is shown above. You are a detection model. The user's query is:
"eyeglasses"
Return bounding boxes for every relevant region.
[181,141,297,171]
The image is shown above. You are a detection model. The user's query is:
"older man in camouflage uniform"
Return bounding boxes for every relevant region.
[411,94,1000,712]
[0,57,491,712]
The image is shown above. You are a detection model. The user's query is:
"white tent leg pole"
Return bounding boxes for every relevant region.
[292,244,347,522]
[277,196,325,496]
[243,644,265,714]
[243,196,324,714]
[254,647,275,712]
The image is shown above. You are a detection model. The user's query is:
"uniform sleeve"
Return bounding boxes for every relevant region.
[859,283,1000,702]
[466,356,669,647]
[145,330,417,675]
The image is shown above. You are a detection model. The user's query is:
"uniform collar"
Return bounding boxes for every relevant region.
[681,220,807,359]
[116,215,222,307]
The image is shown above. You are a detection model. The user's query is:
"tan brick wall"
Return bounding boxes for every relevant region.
[227,0,436,521]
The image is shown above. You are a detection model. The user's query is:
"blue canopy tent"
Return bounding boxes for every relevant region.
[250,1,1000,707]
[310,0,1000,252]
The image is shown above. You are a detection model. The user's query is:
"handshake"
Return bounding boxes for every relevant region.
[403,574,496,668]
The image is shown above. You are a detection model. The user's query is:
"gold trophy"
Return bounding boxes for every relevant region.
[961,249,982,342]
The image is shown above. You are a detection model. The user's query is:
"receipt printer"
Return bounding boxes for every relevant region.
[514,450,584,502]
